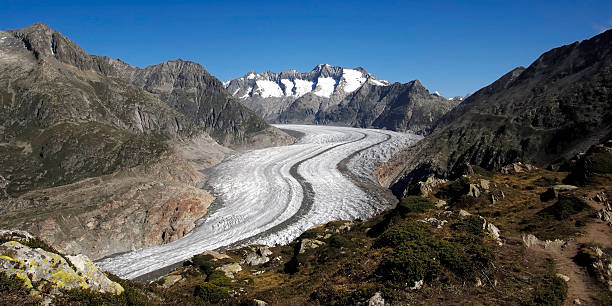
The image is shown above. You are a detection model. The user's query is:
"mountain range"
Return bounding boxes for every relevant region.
[0,23,293,259]
[225,64,459,134]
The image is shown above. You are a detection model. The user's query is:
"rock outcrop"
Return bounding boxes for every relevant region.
[0,230,123,303]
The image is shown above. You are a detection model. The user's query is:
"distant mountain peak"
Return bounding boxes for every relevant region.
[225,64,391,102]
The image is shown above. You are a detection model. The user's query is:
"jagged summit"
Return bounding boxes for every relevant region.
[224,64,458,133]
[226,64,391,102]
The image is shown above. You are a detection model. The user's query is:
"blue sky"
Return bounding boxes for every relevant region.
[1,0,611,97]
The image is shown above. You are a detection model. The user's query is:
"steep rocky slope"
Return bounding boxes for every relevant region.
[381,29,612,196]
[0,23,289,260]
[226,64,458,134]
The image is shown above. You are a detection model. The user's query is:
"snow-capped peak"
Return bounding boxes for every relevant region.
[225,64,391,100]
[433,91,442,97]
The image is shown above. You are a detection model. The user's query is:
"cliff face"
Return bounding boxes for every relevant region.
[381,29,612,196]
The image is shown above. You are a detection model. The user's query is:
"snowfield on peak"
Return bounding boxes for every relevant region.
[97,125,420,279]
[342,68,367,93]
[313,77,337,98]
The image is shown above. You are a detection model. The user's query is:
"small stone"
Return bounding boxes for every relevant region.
[459,209,472,217]
[368,292,385,306]
[254,299,268,305]
[435,200,447,208]
[555,273,570,282]
[573,298,582,305]
[410,279,424,290]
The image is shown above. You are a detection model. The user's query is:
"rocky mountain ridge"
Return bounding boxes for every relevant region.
[379,29,612,196]
[226,64,459,134]
[0,23,290,261]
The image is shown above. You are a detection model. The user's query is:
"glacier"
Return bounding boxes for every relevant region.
[96,125,420,280]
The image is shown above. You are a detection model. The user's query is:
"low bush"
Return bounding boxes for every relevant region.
[206,270,232,287]
[397,196,434,214]
[436,177,471,202]
[373,221,428,249]
[310,284,376,305]
[194,282,229,304]
[587,152,612,174]
[374,219,494,285]
[544,196,590,220]
[451,215,485,237]
[328,234,351,248]
[530,274,568,306]
[191,254,216,275]
[0,272,40,305]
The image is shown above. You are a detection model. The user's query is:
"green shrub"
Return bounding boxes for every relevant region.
[328,234,350,248]
[0,272,40,305]
[377,241,440,284]
[436,177,471,202]
[544,196,589,220]
[373,221,429,248]
[310,284,376,305]
[451,216,485,237]
[191,254,216,274]
[194,283,229,304]
[587,152,612,174]
[397,196,434,214]
[206,270,232,287]
[472,165,493,179]
[530,274,568,306]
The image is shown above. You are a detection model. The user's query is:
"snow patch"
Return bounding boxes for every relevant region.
[247,73,256,80]
[342,69,366,93]
[240,87,252,99]
[294,79,314,97]
[280,79,294,96]
[313,77,337,98]
[369,79,390,86]
[232,88,240,95]
[254,80,284,98]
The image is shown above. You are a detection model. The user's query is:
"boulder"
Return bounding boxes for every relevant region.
[522,234,565,249]
[417,176,448,197]
[482,220,503,246]
[458,209,472,217]
[216,263,242,278]
[500,162,536,174]
[0,240,124,297]
[468,184,481,197]
[160,274,182,288]
[435,200,447,208]
[540,185,578,202]
[479,179,491,192]
[243,245,273,266]
[66,254,125,294]
[298,239,325,254]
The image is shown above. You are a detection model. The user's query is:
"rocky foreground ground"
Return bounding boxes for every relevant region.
[2,145,610,305]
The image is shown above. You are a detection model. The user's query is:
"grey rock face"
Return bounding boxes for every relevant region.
[225,65,458,134]
[383,29,612,196]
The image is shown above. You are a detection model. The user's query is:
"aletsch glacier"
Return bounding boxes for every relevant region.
[97,125,420,279]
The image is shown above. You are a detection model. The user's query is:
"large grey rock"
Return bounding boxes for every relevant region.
[0,240,123,297]
[540,185,578,202]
